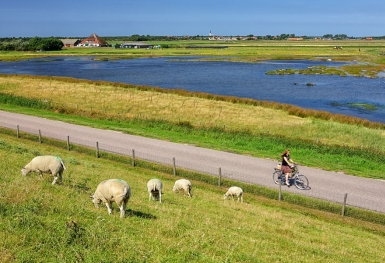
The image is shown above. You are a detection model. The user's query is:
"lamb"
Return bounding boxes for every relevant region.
[21,155,66,185]
[172,179,192,198]
[147,178,163,203]
[91,179,131,218]
[223,186,243,203]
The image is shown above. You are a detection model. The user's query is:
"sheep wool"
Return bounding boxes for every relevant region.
[224,186,243,203]
[173,179,192,198]
[147,179,163,203]
[91,179,131,218]
[21,155,66,185]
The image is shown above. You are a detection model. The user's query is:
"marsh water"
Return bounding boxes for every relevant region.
[1,56,385,123]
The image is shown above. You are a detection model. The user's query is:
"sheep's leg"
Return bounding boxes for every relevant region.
[38,170,43,179]
[105,202,113,215]
[148,192,152,201]
[59,171,63,183]
[159,191,162,203]
[241,196,243,203]
[52,173,58,185]
[120,201,127,218]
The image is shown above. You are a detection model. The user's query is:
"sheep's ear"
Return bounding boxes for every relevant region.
[89,195,94,199]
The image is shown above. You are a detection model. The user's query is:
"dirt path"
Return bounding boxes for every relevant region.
[0,110,384,214]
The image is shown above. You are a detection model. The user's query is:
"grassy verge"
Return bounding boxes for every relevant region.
[0,129,385,262]
[1,75,385,179]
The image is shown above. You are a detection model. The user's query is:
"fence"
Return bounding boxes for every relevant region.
[1,121,384,223]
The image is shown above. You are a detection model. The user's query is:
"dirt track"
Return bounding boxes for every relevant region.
[0,110,384,214]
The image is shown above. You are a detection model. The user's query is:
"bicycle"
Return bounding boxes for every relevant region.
[273,164,309,190]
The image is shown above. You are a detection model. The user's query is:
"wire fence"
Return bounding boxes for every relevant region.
[1,120,385,221]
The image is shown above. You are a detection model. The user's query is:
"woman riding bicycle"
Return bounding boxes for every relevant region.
[280,149,295,186]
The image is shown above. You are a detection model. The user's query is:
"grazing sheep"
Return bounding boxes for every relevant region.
[21,155,66,185]
[91,179,131,218]
[147,178,163,203]
[173,179,192,198]
[224,186,243,203]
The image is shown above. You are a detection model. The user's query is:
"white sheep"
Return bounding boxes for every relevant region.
[90,179,131,218]
[173,179,192,198]
[147,178,163,203]
[224,186,243,203]
[21,155,66,185]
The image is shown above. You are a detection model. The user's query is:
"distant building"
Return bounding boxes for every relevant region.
[366,37,373,40]
[60,39,81,48]
[120,42,154,49]
[78,33,108,47]
[287,38,304,41]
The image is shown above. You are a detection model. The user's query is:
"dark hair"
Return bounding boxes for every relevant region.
[280,149,290,158]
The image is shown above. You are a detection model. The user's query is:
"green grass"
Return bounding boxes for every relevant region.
[1,131,385,262]
[1,77,385,180]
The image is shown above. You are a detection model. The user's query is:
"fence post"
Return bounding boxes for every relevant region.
[132,149,135,167]
[96,141,99,158]
[342,193,348,216]
[17,125,19,138]
[38,129,42,143]
[173,157,176,176]
[67,136,70,151]
[218,167,222,187]
[278,179,282,201]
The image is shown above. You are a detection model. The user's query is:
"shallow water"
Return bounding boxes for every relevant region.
[1,56,384,123]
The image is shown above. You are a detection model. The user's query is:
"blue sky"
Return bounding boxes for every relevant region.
[1,0,384,38]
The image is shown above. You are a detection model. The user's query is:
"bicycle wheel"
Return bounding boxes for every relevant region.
[273,170,283,185]
[294,174,309,190]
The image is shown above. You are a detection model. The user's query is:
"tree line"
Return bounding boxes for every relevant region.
[0,37,63,51]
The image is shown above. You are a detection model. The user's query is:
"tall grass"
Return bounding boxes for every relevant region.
[1,75,385,179]
[0,132,385,262]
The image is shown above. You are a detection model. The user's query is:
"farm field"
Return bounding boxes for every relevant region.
[1,132,385,262]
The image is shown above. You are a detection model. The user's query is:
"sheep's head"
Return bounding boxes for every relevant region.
[21,168,29,176]
[223,194,228,200]
[90,195,101,207]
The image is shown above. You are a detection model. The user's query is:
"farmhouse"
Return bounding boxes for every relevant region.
[60,39,81,48]
[78,33,108,47]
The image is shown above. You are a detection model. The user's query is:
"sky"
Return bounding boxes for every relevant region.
[1,0,384,38]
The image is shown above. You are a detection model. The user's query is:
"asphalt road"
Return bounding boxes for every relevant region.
[0,110,384,214]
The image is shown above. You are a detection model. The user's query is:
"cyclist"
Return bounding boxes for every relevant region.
[280,149,295,186]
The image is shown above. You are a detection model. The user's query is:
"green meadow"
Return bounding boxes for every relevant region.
[1,40,385,262]
[1,130,385,262]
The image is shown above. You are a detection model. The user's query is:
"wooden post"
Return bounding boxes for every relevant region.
[132,149,135,167]
[67,136,70,151]
[173,157,176,176]
[278,179,282,201]
[17,125,19,138]
[218,167,222,187]
[38,129,42,143]
[96,141,99,158]
[342,193,348,216]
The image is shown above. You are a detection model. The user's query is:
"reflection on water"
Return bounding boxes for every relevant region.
[0,56,384,123]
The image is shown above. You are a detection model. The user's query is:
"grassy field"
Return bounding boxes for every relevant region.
[1,132,385,262]
[1,40,385,262]
[1,74,385,179]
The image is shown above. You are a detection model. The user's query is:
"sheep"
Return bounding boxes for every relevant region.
[90,179,131,218]
[173,179,192,198]
[223,186,243,203]
[147,178,163,203]
[21,155,66,185]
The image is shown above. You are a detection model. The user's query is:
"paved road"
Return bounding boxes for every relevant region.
[0,110,384,214]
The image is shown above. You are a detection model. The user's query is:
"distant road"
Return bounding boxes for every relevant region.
[0,110,384,214]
